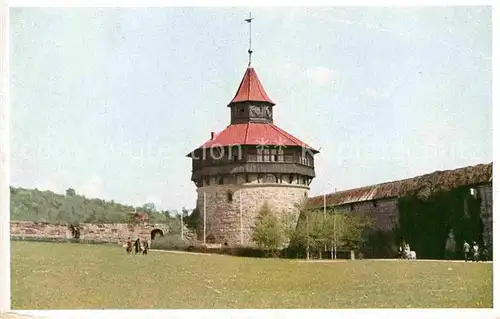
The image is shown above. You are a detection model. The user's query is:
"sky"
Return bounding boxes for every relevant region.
[9,7,492,211]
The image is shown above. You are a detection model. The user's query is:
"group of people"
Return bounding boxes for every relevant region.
[463,241,488,262]
[126,237,149,255]
[398,243,416,260]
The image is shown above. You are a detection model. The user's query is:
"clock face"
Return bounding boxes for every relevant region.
[250,105,261,117]
[250,105,272,118]
[263,106,272,117]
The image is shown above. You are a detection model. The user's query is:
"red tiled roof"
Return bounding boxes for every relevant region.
[188,123,318,155]
[229,67,275,105]
[308,163,492,208]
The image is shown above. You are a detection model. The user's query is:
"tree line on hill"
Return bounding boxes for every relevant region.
[10,186,196,228]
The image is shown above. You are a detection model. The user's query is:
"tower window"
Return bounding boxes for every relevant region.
[218,176,224,185]
[263,174,277,183]
[263,149,270,162]
[257,148,263,162]
[227,191,233,202]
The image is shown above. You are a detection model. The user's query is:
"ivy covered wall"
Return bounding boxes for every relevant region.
[395,186,484,259]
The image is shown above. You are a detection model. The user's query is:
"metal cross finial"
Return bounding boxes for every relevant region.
[244,12,254,66]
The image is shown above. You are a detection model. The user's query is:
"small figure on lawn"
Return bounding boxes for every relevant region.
[463,241,470,262]
[472,242,480,262]
[134,237,141,254]
[482,246,489,261]
[126,237,132,254]
[142,239,149,255]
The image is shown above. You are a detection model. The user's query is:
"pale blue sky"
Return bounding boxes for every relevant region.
[10,7,492,211]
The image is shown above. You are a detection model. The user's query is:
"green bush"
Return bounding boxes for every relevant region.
[150,235,189,251]
[185,245,270,258]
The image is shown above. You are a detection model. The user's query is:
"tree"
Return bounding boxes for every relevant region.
[251,202,285,256]
[168,215,182,236]
[342,215,373,250]
[290,198,314,259]
[183,208,199,231]
[161,210,172,219]
[142,202,157,213]
[293,210,313,259]
[281,209,298,247]
[291,206,373,259]
[322,211,348,259]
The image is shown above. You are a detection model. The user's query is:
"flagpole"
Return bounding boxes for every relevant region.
[203,192,206,246]
[240,189,243,245]
[180,204,184,241]
[324,191,327,254]
[334,187,337,259]
[244,12,254,66]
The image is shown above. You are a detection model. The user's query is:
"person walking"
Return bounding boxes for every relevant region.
[134,237,141,254]
[142,239,149,255]
[126,237,132,254]
[463,241,470,262]
[482,246,489,261]
[472,242,480,262]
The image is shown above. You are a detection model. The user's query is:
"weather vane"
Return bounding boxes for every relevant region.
[244,12,254,66]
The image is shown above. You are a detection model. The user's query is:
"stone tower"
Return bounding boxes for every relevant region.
[187,66,318,247]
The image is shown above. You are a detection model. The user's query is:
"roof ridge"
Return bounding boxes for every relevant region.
[309,162,493,206]
[270,123,314,149]
[266,123,292,144]
[243,122,250,144]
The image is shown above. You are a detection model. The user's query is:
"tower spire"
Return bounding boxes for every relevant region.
[244,12,254,67]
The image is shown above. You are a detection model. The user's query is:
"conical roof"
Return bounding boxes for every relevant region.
[228,67,275,105]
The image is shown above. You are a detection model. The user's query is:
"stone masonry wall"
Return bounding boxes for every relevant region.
[333,198,400,232]
[196,183,309,246]
[11,221,70,239]
[11,221,170,245]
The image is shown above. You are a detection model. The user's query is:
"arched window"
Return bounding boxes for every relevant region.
[206,234,216,244]
[263,174,277,183]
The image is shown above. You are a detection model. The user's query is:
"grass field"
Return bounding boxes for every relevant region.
[10,241,492,309]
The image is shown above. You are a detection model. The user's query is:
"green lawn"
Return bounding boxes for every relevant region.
[10,241,492,309]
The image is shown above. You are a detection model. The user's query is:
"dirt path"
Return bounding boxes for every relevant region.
[149,250,493,263]
[149,249,219,256]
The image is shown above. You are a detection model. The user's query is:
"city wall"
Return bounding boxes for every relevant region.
[10,221,170,245]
